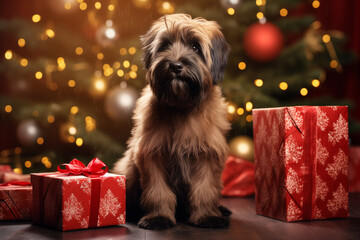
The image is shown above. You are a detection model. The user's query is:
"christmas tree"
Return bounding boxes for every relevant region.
[0,0,356,173]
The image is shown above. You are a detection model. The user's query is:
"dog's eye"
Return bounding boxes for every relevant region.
[158,42,170,52]
[191,44,199,52]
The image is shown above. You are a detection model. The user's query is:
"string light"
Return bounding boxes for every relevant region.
[280,8,288,17]
[85,116,96,132]
[35,71,43,79]
[37,137,44,145]
[300,88,308,96]
[25,161,32,168]
[70,106,79,115]
[4,50,12,60]
[119,48,127,55]
[68,80,76,87]
[18,38,26,47]
[254,79,263,87]
[256,12,264,20]
[227,8,235,15]
[245,102,253,111]
[256,0,266,6]
[123,60,130,68]
[47,115,55,123]
[57,57,66,71]
[45,161,52,169]
[238,62,246,70]
[46,29,55,38]
[79,2,87,10]
[160,1,175,14]
[32,14,41,23]
[113,61,121,69]
[128,47,136,55]
[237,107,244,115]
[227,104,236,114]
[279,82,288,90]
[117,69,124,77]
[108,4,115,11]
[129,71,137,79]
[68,126,77,135]
[76,138,83,147]
[322,34,330,43]
[94,78,106,92]
[312,0,320,9]
[131,65,138,71]
[330,60,338,69]
[5,105,12,113]
[75,47,83,55]
[246,115,253,122]
[97,53,104,60]
[20,58,28,67]
[95,2,102,9]
[41,156,49,164]
[312,79,320,87]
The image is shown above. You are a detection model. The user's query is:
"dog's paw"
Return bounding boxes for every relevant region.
[219,205,232,217]
[193,216,229,229]
[138,216,175,230]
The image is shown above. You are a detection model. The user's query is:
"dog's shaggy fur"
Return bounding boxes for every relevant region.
[113,13,231,230]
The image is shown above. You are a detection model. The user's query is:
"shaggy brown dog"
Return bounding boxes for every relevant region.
[113,13,231,230]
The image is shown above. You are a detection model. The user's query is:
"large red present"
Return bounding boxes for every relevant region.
[349,146,360,192]
[31,158,126,231]
[0,182,32,220]
[252,106,349,222]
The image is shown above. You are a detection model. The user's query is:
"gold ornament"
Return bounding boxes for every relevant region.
[229,136,254,162]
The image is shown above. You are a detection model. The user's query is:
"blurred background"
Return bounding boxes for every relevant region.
[0,0,359,174]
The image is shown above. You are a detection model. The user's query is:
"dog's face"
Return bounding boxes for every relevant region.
[141,14,230,107]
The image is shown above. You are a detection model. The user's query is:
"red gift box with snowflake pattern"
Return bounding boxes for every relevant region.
[253,106,349,222]
[31,171,126,231]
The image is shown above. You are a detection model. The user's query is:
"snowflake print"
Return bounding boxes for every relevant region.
[313,206,323,219]
[286,167,303,194]
[117,213,125,224]
[285,135,303,164]
[285,108,303,131]
[80,179,91,195]
[99,189,121,218]
[80,217,89,229]
[63,193,84,222]
[315,175,328,201]
[316,107,329,131]
[255,117,267,147]
[326,149,348,179]
[117,177,126,190]
[316,139,329,165]
[331,106,338,111]
[327,183,348,215]
[328,114,348,145]
[287,199,302,222]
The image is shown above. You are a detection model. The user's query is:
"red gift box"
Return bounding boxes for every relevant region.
[0,182,32,220]
[349,146,360,192]
[0,165,12,183]
[221,155,255,197]
[253,106,349,222]
[31,158,126,231]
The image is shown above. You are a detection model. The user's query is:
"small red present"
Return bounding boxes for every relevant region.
[0,181,32,220]
[221,155,255,197]
[253,106,349,222]
[349,146,360,192]
[31,158,126,231]
[0,165,12,183]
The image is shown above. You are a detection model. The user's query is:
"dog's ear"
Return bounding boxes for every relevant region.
[140,30,156,70]
[210,34,230,84]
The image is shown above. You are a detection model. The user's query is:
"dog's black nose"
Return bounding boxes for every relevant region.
[169,61,183,74]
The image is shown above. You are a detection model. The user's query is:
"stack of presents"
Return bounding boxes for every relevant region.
[0,106,359,231]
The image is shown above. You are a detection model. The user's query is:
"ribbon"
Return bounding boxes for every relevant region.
[57,158,108,178]
[0,181,32,187]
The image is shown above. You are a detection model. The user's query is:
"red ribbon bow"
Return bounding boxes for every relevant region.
[57,158,108,177]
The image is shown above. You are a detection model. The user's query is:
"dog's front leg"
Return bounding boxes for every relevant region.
[188,159,229,228]
[137,156,177,230]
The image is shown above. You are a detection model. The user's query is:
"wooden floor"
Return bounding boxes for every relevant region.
[1,193,360,240]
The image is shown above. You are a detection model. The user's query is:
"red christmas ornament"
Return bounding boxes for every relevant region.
[243,22,284,62]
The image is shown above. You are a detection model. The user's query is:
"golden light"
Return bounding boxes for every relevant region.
[13,168,22,174]
[238,62,246,70]
[227,8,235,15]
[246,115,253,122]
[322,34,330,43]
[69,126,77,135]
[254,79,263,87]
[76,138,83,147]
[227,104,236,114]
[94,78,106,92]
[108,4,115,11]
[50,82,58,91]
[4,50,12,60]
[124,73,130,80]
[129,71,137,79]
[161,1,175,14]
[117,69,124,77]
[35,71,43,79]
[20,58,28,67]
[123,60,130,68]
[14,147,21,154]
[41,156,49,164]
[131,65,138,71]
[32,110,39,117]
[85,116,96,132]
[229,136,254,161]
[25,161,32,168]
[312,0,320,9]
[32,14,41,23]
[45,161,52,169]
[68,80,76,87]
[5,105,12,113]
[47,115,55,123]
[70,106,79,115]
[113,61,121,69]
[256,0,266,6]
[68,136,75,143]
[95,2,102,9]
[37,137,44,145]
[245,102,253,111]
[79,2,87,10]
[128,47,136,55]
[237,107,244,115]
[256,12,264,20]
[104,68,113,77]
[300,88,308,96]
[280,8,288,17]
[64,2,72,10]
[103,63,110,70]
[119,48,127,55]
[330,60,338,69]
[312,79,320,87]
[97,53,104,60]
[279,82,288,90]
[57,57,66,71]
[46,29,55,38]
[18,38,26,47]
[75,47,83,55]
